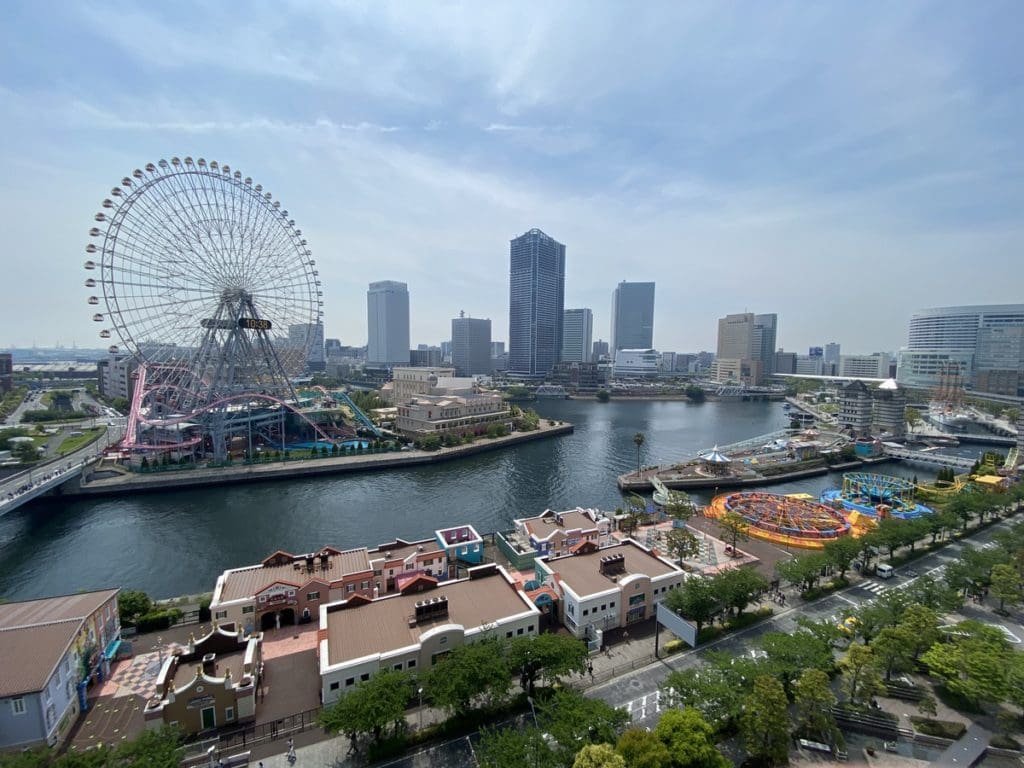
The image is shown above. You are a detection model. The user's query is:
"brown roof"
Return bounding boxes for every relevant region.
[0,589,120,698]
[219,548,373,602]
[369,539,443,565]
[522,509,601,540]
[545,541,680,598]
[170,650,248,691]
[325,570,536,666]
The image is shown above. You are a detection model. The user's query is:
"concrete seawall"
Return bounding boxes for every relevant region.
[66,423,574,498]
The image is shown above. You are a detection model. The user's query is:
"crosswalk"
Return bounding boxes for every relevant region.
[859,581,888,595]
[624,691,662,722]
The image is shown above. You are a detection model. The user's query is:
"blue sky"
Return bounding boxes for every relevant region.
[1,1,1022,354]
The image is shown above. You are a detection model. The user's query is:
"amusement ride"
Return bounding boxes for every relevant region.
[85,157,339,462]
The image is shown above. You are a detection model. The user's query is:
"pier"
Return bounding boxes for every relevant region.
[881,445,976,471]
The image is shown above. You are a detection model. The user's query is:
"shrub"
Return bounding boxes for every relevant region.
[135,609,183,633]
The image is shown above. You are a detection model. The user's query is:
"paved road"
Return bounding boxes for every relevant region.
[589,516,1023,728]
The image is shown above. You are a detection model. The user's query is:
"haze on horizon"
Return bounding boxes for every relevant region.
[1,1,1022,355]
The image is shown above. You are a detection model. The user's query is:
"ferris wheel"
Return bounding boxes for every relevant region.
[84,157,323,408]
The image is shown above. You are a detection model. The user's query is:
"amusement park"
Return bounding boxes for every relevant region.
[83,157,382,467]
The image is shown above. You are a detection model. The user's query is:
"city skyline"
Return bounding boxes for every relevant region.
[1,3,1023,352]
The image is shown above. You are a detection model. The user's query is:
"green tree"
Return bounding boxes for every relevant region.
[989,563,1022,613]
[476,727,560,768]
[661,666,745,729]
[507,633,589,695]
[715,566,767,616]
[319,669,412,746]
[717,510,750,556]
[792,668,838,744]
[776,551,828,593]
[109,727,183,768]
[653,708,729,768]
[823,535,861,581]
[663,491,696,522]
[423,638,511,714]
[595,389,610,402]
[539,690,630,760]
[760,630,833,695]
[905,406,922,432]
[573,744,626,768]
[921,620,1013,708]
[663,578,719,635]
[665,527,700,567]
[871,626,915,681]
[633,432,646,476]
[839,643,884,707]
[117,590,152,626]
[616,728,672,768]
[896,604,940,662]
[740,676,790,766]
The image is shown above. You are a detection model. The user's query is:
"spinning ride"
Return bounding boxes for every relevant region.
[85,157,329,461]
[820,472,933,519]
[708,492,851,549]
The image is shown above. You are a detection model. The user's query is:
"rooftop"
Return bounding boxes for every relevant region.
[169,650,248,690]
[543,541,680,598]
[324,567,536,667]
[370,538,443,564]
[521,508,605,540]
[218,548,372,602]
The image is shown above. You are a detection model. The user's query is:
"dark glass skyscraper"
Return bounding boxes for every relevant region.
[611,281,655,351]
[509,229,565,378]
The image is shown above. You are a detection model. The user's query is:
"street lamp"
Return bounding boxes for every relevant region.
[417,687,424,731]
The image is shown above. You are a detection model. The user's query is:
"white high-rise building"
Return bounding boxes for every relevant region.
[367,281,410,366]
[288,322,325,371]
[562,308,593,363]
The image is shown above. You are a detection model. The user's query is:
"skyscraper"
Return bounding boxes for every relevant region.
[752,314,778,379]
[451,313,492,376]
[508,229,565,378]
[716,313,754,360]
[592,340,610,361]
[288,322,325,372]
[367,281,410,366]
[562,308,593,363]
[611,282,655,351]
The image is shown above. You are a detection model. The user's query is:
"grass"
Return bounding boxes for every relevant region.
[56,427,104,454]
[910,716,967,740]
[697,606,773,643]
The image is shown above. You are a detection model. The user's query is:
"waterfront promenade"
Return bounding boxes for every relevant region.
[72,421,573,497]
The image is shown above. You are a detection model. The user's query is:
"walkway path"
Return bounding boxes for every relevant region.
[931,723,991,767]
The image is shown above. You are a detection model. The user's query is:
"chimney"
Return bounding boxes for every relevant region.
[201,653,216,675]
[598,553,626,577]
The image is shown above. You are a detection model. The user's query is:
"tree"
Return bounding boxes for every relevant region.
[871,626,915,681]
[760,630,833,695]
[661,667,745,729]
[633,432,646,476]
[539,690,630,759]
[665,527,700,567]
[596,389,610,402]
[422,638,511,714]
[823,535,861,581]
[905,406,921,432]
[776,551,828,593]
[663,578,719,635]
[653,708,729,768]
[740,676,790,767]
[319,669,412,746]
[477,727,560,768]
[118,590,152,625]
[715,566,767,616]
[839,643,884,707]
[616,728,672,768]
[872,518,910,559]
[573,744,626,768]
[792,668,838,745]
[109,727,183,768]
[663,491,696,523]
[507,633,588,695]
[990,563,1022,613]
[921,621,1013,708]
[717,510,749,556]
[895,604,940,662]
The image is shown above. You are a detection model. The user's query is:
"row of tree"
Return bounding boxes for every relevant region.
[661,565,768,635]
[0,728,182,768]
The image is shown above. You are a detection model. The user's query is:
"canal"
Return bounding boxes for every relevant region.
[0,399,932,600]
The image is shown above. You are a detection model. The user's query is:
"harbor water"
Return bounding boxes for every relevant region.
[0,399,934,601]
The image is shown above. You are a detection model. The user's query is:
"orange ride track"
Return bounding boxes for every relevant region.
[706,492,853,550]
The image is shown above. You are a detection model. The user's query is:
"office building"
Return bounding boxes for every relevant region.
[409,347,442,367]
[824,342,841,368]
[592,340,610,362]
[0,590,121,750]
[613,349,662,378]
[562,308,593,363]
[839,353,890,379]
[96,354,138,402]
[661,351,677,372]
[491,342,505,357]
[838,381,874,437]
[611,282,655,351]
[0,353,12,394]
[508,229,565,378]
[774,351,796,375]
[872,379,907,437]
[451,314,492,376]
[716,313,754,361]
[752,314,778,379]
[288,322,325,372]
[897,304,1024,393]
[367,281,410,366]
[550,361,605,392]
[794,355,823,376]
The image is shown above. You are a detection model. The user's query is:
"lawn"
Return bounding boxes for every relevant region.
[56,427,105,454]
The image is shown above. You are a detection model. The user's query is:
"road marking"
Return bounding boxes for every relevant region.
[835,594,857,606]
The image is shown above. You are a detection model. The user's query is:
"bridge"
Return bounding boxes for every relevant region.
[0,425,123,517]
[882,445,976,470]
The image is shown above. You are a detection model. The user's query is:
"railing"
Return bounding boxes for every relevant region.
[180,706,323,764]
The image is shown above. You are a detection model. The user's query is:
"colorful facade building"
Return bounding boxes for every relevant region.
[144,625,262,735]
[434,525,484,565]
[318,564,540,704]
[0,589,120,751]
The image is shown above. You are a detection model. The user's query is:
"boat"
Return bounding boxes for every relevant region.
[928,404,971,433]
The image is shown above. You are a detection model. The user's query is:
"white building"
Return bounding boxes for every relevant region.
[395,392,511,437]
[794,355,823,376]
[562,308,594,364]
[839,353,890,379]
[367,281,410,366]
[288,322,325,371]
[96,354,138,402]
[613,348,661,378]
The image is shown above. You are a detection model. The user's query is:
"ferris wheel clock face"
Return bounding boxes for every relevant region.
[84,157,323,379]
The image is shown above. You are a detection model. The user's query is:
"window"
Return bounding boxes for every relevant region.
[11,698,25,716]
[346,584,355,593]
[360,581,369,590]
[407,660,416,669]
[517,628,524,636]
[582,609,589,616]
[345,677,355,687]
[258,595,267,603]
[439,637,448,645]
[506,631,513,639]
[360,673,370,682]
[628,594,644,606]
[215,610,228,620]
[393,663,403,671]
[225,707,235,722]
[307,591,320,601]
[610,602,616,608]
[241,606,254,614]
[329,682,340,691]
[600,604,606,611]
[527,625,534,633]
